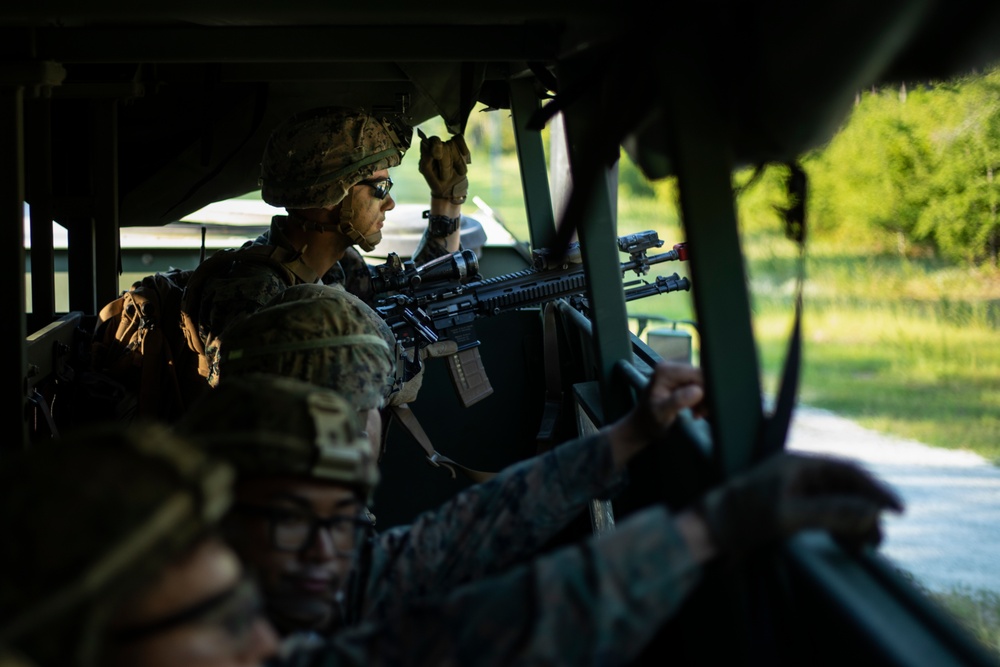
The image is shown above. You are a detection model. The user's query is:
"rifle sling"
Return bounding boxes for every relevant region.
[389,405,496,484]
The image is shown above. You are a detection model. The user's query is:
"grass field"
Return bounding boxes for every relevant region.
[614,194,1000,464]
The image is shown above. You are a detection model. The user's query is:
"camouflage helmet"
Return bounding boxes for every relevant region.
[0,422,232,667]
[175,373,380,502]
[259,106,412,210]
[218,283,400,411]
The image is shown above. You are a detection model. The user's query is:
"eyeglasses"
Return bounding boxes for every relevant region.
[112,577,264,648]
[356,176,393,200]
[235,503,373,554]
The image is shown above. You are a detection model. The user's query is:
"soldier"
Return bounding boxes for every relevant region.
[175,367,905,666]
[214,282,460,465]
[0,422,279,667]
[183,105,470,388]
[213,283,404,462]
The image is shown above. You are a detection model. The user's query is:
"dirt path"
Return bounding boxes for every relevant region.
[786,405,1000,595]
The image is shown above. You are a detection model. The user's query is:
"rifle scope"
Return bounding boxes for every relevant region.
[372,249,480,294]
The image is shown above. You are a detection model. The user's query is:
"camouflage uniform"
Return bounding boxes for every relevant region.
[252,217,460,303]
[193,222,321,387]
[274,504,700,667]
[176,371,704,667]
[188,106,411,387]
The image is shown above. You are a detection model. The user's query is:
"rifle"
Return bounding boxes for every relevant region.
[373,230,691,407]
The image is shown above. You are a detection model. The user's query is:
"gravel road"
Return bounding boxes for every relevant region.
[786,405,1000,595]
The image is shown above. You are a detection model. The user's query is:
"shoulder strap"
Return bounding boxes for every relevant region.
[389,405,496,484]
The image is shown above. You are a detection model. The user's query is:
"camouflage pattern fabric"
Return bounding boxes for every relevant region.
[407,229,458,268]
[272,505,700,667]
[260,107,411,210]
[218,283,397,411]
[194,217,316,387]
[256,222,458,306]
[345,433,631,627]
[175,373,380,503]
[197,213,444,387]
[0,422,233,667]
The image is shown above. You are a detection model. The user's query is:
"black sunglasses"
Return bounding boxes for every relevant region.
[356,177,393,200]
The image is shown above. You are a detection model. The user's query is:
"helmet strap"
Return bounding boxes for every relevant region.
[286,210,338,233]
[337,189,381,252]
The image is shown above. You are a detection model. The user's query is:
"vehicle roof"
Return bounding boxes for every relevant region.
[5,1,1000,229]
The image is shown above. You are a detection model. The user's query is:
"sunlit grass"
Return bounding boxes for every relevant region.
[930,586,1000,662]
[895,567,1000,662]
[749,227,1000,463]
[615,201,1000,464]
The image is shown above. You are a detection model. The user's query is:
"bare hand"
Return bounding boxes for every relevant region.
[607,361,706,469]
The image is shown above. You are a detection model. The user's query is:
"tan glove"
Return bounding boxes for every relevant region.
[386,340,460,406]
[420,339,459,359]
[697,452,904,557]
[419,131,471,204]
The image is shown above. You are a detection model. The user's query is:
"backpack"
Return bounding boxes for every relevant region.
[90,268,197,423]
[88,243,302,424]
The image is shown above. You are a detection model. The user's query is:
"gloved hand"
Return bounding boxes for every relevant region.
[697,452,904,557]
[387,340,459,406]
[419,132,471,204]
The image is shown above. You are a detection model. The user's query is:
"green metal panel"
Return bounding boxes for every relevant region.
[559,59,633,424]
[509,77,555,249]
[663,64,763,478]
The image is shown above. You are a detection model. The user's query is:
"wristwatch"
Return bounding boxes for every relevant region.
[423,210,460,238]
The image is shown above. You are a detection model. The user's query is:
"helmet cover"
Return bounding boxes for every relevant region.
[0,423,232,667]
[176,373,380,501]
[218,284,399,410]
[259,106,412,210]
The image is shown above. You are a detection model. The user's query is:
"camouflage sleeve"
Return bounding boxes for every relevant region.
[362,433,629,616]
[411,229,456,266]
[337,246,377,305]
[276,506,701,667]
[199,262,291,386]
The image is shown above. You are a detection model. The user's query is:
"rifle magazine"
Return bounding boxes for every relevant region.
[446,347,494,408]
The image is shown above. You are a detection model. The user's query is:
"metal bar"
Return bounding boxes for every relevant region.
[559,59,632,423]
[27,26,559,64]
[91,99,120,305]
[26,96,55,322]
[663,71,762,478]
[1,84,28,448]
[66,216,97,314]
[509,76,555,250]
[0,3,606,23]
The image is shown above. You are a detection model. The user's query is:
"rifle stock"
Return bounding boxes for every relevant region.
[373,230,691,407]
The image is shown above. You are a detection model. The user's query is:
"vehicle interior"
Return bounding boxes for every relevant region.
[5,2,999,665]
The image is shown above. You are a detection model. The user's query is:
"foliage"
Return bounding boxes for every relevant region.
[800,67,1000,267]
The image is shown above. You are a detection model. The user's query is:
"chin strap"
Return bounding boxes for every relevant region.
[338,189,381,252]
[286,194,382,253]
